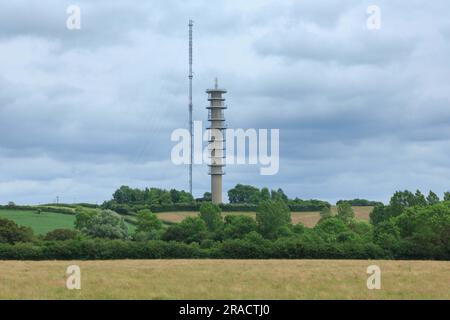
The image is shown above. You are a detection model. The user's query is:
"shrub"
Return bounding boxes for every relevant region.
[44,229,80,241]
[336,202,354,223]
[80,210,128,240]
[135,209,162,233]
[162,217,208,244]
[199,203,223,232]
[256,200,291,239]
[0,218,34,244]
[74,208,97,230]
[314,217,349,243]
[223,215,257,239]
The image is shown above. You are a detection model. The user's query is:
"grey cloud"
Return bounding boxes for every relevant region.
[1,0,450,204]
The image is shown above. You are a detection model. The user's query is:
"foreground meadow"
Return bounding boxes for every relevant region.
[0,259,448,299]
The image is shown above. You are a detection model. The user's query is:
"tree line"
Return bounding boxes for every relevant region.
[101,184,331,213]
[1,189,450,260]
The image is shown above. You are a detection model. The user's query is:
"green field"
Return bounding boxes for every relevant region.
[0,209,76,235]
[0,259,448,299]
[0,209,135,235]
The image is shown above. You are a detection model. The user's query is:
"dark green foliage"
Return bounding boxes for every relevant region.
[223,215,257,239]
[108,185,193,207]
[314,217,348,242]
[389,190,427,215]
[162,217,208,243]
[444,192,450,202]
[44,229,80,241]
[74,208,97,230]
[199,203,223,232]
[271,188,288,202]
[0,218,34,244]
[260,187,270,201]
[373,220,401,251]
[426,191,440,205]
[256,200,291,239]
[336,199,383,206]
[336,202,355,223]
[135,209,162,233]
[228,184,261,204]
[3,189,450,260]
[319,206,332,220]
[201,192,212,202]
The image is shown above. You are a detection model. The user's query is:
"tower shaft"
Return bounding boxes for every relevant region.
[206,79,227,204]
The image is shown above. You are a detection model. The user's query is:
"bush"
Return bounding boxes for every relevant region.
[80,210,128,240]
[223,215,257,239]
[44,229,80,241]
[314,217,349,243]
[0,218,34,244]
[336,202,355,223]
[135,209,162,233]
[199,203,223,232]
[256,200,291,239]
[162,217,208,244]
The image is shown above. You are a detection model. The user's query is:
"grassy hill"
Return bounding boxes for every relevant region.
[0,208,135,235]
[0,209,76,235]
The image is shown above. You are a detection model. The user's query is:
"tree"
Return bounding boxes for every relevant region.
[112,186,144,204]
[426,191,440,205]
[228,184,261,204]
[314,217,349,242]
[260,187,270,201]
[414,190,427,207]
[370,205,389,225]
[373,220,401,249]
[319,206,333,220]
[392,202,450,255]
[202,192,212,202]
[336,202,354,223]
[160,192,173,205]
[162,217,208,243]
[223,215,257,239]
[0,218,33,244]
[80,210,128,239]
[444,192,450,201]
[74,208,97,230]
[135,209,162,233]
[256,200,291,239]
[199,203,222,232]
[271,188,288,202]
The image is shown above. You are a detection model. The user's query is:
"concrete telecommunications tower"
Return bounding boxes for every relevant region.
[206,78,227,204]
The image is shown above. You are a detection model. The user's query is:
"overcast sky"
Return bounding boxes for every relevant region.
[1,0,450,205]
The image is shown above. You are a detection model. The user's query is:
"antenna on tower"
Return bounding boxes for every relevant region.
[188,19,194,196]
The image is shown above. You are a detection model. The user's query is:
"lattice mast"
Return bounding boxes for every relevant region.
[188,20,193,195]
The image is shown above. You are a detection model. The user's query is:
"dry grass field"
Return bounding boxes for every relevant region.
[0,259,449,299]
[157,206,374,227]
